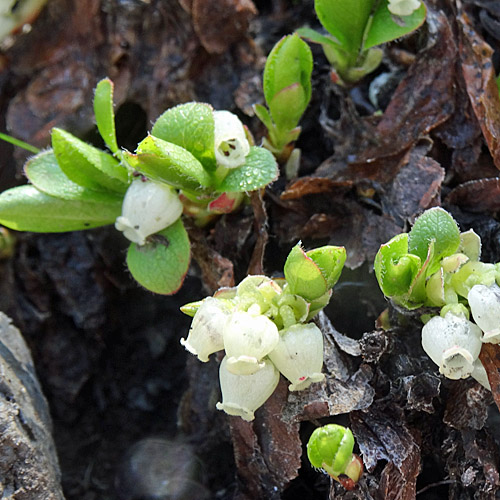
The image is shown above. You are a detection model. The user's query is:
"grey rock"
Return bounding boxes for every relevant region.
[0,312,64,499]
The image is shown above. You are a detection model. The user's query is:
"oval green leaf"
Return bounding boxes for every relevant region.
[216,146,278,193]
[0,185,121,232]
[25,150,123,203]
[151,102,216,171]
[315,0,374,57]
[408,207,460,266]
[132,135,212,191]
[94,78,119,154]
[306,245,346,290]
[126,219,190,295]
[364,0,427,50]
[52,128,128,193]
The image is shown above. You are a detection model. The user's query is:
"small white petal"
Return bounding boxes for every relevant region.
[468,284,500,344]
[268,323,325,391]
[421,312,482,380]
[115,178,183,245]
[471,359,491,391]
[388,0,421,16]
[223,311,279,375]
[180,297,230,362]
[213,110,250,168]
[216,357,280,421]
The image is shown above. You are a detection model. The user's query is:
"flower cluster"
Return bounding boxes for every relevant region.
[388,0,422,17]
[375,207,500,391]
[180,244,346,421]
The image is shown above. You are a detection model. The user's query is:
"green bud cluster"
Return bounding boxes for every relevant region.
[375,207,500,389]
[180,243,346,421]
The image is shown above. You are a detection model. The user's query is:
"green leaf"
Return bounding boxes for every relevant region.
[151,102,217,171]
[269,83,308,132]
[364,0,427,50]
[126,219,190,295]
[315,0,374,58]
[284,244,329,301]
[216,146,278,192]
[131,135,212,191]
[253,104,274,132]
[306,245,346,289]
[93,78,119,154]
[0,185,121,232]
[52,128,129,193]
[374,233,421,297]
[263,34,313,109]
[25,150,123,203]
[408,207,461,272]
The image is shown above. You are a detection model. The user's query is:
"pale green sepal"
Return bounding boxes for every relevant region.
[459,229,481,261]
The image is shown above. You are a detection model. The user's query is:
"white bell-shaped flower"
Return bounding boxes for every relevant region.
[180,297,230,362]
[115,178,183,246]
[216,356,280,421]
[421,312,483,380]
[471,359,491,391]
[388,0,421,16]
[213,110,250,168]
[468,284,500,344]
[223,309,279,375]
[268,323,325,391]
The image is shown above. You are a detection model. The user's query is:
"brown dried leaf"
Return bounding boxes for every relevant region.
[443,379,491,430]
[230,379,301,500]
[247,190,268,276]
[186,223,234,293]
[458,10,500,169]
[351,405,420,474]
[358,11,457,162]
[446,178,500,213]
[192,0,257,54]
[479,343,500,413]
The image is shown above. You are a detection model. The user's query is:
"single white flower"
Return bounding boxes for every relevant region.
[213,110,250,168]
[468,284,500,344]
[223,310,279,375]
[268,323,325,391]
[180,297,230,362]
[216,356,280,421]
[115,178,183,245]
[421,312,483,380]
[388,0,421,16]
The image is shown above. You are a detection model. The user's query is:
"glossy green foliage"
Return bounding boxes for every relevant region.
[152,102,217,171]
[255,34,313,152]
[298,0,426,85]
[374,208,490,311]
